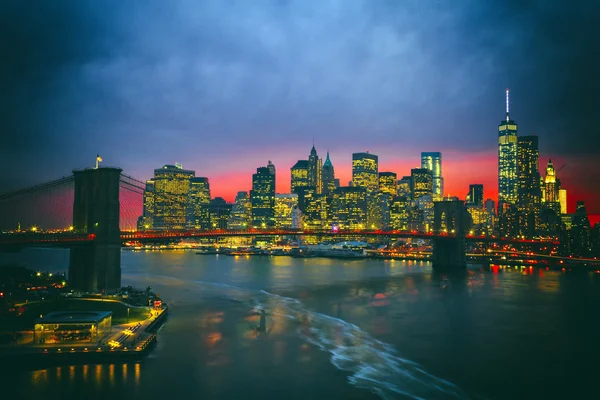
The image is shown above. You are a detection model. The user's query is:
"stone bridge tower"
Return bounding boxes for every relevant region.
[432,199,471,270]
[69,167,122,292]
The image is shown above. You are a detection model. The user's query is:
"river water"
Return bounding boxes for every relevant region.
[2,248,600,399]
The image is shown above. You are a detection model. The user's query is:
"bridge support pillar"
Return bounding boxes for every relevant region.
[69,167,122,293]
[432,200,471,270]
[432,237,466,270]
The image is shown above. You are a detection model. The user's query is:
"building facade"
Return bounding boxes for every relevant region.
[410,168,433,200]
[378,172,397,196]
[421,152,443,199]
[352,152,379,193]
[498,89,518,215]
[251,164,276,229]
[516,136,542,237]
[152,164,195,230]
[322,152,336,195]
[330,187,367,230]
[187,177,211,230]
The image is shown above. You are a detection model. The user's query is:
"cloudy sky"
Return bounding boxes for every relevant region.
[1,0,599,215]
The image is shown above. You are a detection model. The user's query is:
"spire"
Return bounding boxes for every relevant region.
[323,151,333,167]
[505,88,510,122]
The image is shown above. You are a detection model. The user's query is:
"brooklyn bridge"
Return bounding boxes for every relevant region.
[0,166,564,293]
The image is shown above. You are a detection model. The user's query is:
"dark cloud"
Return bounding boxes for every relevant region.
[0,0,598,204]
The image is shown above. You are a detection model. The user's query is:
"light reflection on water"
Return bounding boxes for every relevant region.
[4,249,600,399]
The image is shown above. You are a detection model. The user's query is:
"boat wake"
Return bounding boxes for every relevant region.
[187,280,468,400]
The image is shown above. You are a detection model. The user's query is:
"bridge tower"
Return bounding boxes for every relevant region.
[69,167,122,292]
[432,200,471,270]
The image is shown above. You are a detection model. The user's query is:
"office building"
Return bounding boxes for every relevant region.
[187,177,211,230]
[352,152,379,193]
[274,194,298,229]
[498,89,518,215]
[208,197,232,230]
[517,136,542,237]
[397,176,412,199]
[322,151,336,195]
[330,187,367,230]
[390,196,410,231]
[302,189,328,230]
[227,191,251,230]
[559,189,567,215]
[152,164,195,230]
[410,168,433,200]
[307,146,323,194]
[140,180,155,230]
[378,172,397,196]
[466,184,484,207]
[291,160,309,194]
[421,152,443,199]
[542,159,561,214]
[251,163,276,229]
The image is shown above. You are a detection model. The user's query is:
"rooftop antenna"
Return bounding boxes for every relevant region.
[505,88,510,122]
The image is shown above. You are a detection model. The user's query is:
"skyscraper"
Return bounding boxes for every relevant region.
[227,191,251,230]
[152,164,195,229]
[466,184,484,206]
[542,159,561,214]
[307,146,322,194]
[274,194,298,229]
[352,152,378,193]
[517,136,542,237]
[251,163,276,229]
[378,172,397,196]
[140,179,155,230]
[498,89,518,215]
[410,168,433,200]
[291,160,309,194]
[397,176,412,199]
[330,186,367,230]
[421,152,443,199]
[208,197,232,230]
[322,151,336,195]
[187,177,211,229]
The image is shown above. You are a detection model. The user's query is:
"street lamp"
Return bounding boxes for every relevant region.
[127,308,130,324]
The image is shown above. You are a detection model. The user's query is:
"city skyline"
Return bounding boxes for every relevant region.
[1,1,598,219]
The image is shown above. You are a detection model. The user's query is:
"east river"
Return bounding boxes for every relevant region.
[2,248,600,399]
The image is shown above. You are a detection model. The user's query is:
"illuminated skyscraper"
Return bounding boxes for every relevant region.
[208,197,232,230]
[498,89,518,215]
[330,187,367,230]
[466,184,484,206]
[542,159,561,214]
[378,172,397,196]
[322,151,336,195]
[274,194,298,229]
[517,136,542,237]
[301,188,328,230]
[410,168,433,200]
[152,164,195,230]
[390,196,410,231]
[251,163,276,229]
[227,191,251,230]
[307,146,323,194]
[559,189,568,214]
[421,152,443,199]
[140,179,155,230]
[291,160,309,194]
[187,177,211,230]
[352,152,378,193]
[397,176,412,199]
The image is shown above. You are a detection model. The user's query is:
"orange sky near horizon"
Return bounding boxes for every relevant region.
[207,150,598,219]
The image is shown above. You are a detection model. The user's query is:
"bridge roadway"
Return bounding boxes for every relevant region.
[0,229,559,248]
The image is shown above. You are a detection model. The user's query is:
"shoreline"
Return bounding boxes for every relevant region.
[0,307,168,368]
